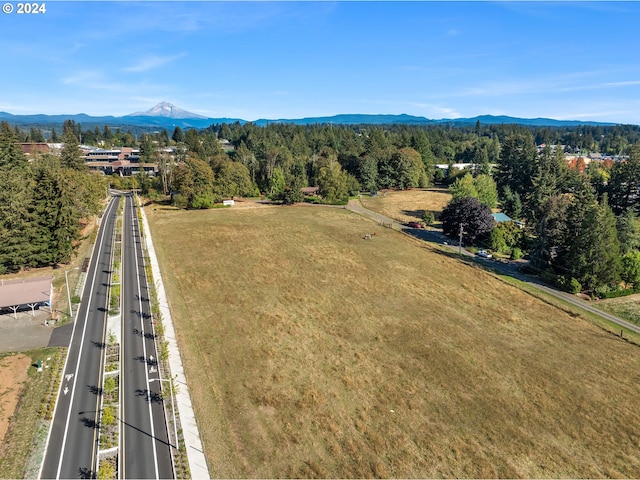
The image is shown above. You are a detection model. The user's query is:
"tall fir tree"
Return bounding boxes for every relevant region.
[61,119,86,170]
[0,122,34,272]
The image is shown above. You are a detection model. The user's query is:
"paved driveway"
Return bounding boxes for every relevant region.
[0,308,55,353]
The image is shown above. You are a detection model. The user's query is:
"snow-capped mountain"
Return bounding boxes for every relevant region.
[127,102,207,119]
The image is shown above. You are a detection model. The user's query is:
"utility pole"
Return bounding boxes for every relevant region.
[459,223,464,257]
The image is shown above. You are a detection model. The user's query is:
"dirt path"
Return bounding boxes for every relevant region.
[0,354,31,445]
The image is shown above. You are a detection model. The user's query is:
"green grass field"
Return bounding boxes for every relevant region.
[147,204,640,478]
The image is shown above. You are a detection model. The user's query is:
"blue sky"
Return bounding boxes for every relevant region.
[2,1,640,123]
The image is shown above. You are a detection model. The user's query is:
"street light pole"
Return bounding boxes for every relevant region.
[65,267,80,319]
[65,269,72,318]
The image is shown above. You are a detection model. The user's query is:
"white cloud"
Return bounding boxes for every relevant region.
[123,54,186,73]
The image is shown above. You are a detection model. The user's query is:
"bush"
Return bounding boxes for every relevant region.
[558,276,582,294]
[510,247,523,260]
[190,194,214,209]
[172,193,187,209]
[598,285,640,299]
[97,460,115,480]
[541,269,556,285]
[422,211,435,226]
[101,405,116,426]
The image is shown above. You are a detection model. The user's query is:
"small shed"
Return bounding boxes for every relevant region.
[0,276,52,318]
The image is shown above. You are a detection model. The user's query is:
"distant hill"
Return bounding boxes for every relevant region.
[0,103,623,130]
[253,113,617,127]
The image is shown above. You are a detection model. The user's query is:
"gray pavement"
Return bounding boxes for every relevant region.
[0,309,53,352]
[138,198,211,479]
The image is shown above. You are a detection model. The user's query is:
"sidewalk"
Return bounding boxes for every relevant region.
[138,204,211,479]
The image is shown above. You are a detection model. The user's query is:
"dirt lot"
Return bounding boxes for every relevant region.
[0,354,31,445]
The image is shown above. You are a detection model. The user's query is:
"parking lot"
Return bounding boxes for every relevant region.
[0,307,56,353]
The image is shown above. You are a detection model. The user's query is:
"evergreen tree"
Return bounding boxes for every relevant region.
[172,126,184,143]
[501,185,522,220]
[616,208,640,254]
[61,120,86,170]
[0,122,34,272]
[29,127,45,143]
[358,154,379,193]
[31,155,79,265]
[556,185,622,290]
[495,132,537,199]
[607,144,640,215]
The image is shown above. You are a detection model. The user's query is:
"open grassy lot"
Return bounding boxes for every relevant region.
[148,204,640,478]
[360,187,451,224]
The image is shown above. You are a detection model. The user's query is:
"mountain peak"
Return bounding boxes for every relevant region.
[127,102,206,119]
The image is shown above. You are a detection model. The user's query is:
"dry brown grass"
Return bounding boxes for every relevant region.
[147,204,640,478]
[361,187,451,224]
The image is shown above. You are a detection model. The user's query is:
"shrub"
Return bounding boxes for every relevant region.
[422,211,435,226]
[190,194,214,209]
[541,269,556,285]
[510,247,523,260]
[97,461,115,480]
[568,277,582,294]
[558,276,582,294]
[172,193,187,209]
[101,405,116,426]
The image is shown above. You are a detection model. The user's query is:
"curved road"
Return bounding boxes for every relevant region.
[346,199,640,336]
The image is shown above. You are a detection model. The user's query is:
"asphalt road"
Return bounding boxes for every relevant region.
[40,196,119,479]
[120,193,173,479]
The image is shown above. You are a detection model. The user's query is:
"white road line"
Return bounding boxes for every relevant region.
[53,197,117,479]
[131,195,160,480]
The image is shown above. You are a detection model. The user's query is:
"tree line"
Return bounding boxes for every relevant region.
[0,121,106,274]
[7,116,640,293]
[439,130,640,295]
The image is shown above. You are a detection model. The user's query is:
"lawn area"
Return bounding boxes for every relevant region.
[360,187,451,224]
[597,293,640,325]
[147,204,640,478]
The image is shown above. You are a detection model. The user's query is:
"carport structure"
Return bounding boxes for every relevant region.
[0,276,53,319]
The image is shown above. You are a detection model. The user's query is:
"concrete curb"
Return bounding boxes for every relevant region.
[138,203,211,479]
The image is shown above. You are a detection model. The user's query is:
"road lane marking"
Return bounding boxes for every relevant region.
[54,197,118,479]
[131,196,161,480]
